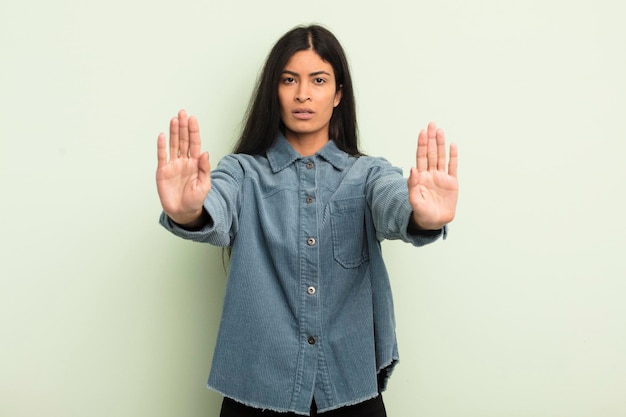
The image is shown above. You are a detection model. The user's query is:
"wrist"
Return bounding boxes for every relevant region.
[168,208,210,230]
[409,214,444,233]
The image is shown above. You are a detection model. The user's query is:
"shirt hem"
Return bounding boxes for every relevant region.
[316,392,381,414]
[377,356,399,392]
[207,384,310,416]
[207,384,385,416]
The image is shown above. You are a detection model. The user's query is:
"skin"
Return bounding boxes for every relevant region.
[278,49,342,156]
[156,110,211,227]
[408,123,458,230]
[156,53,458,230]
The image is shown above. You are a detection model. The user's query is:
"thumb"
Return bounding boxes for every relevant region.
[198,152,211,180]
[407,167,418,188]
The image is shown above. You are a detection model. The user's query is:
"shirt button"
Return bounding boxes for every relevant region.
[307,237,316,246]
[307,336,316,345]
[306,196,314,204]
[307,286,316,295]
[306,161,314,169]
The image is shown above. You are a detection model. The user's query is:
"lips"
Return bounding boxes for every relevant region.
[292,108,315,120]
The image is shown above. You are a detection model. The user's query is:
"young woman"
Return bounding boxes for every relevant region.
[156,24,458,417]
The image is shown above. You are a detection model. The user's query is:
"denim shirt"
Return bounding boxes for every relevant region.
[160,136,445,415]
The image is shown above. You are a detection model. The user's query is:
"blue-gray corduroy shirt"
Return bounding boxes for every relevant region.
[160,136,445,415]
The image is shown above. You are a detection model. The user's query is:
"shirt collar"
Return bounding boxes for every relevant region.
[267,135,349,173]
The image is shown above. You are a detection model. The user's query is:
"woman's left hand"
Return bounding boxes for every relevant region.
[407,122,459,230]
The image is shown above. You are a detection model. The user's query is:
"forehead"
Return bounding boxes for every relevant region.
[283,50,334,75]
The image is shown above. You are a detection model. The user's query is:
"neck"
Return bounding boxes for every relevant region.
[285,132,329,156]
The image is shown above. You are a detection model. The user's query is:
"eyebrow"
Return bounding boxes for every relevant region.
[281,70,332,77]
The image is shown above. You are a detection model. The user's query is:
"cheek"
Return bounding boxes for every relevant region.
[326,96,338,113]
[278,95,289,116]
[278,86,291,104]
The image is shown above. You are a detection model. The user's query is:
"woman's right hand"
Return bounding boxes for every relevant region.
[156,110,211,227]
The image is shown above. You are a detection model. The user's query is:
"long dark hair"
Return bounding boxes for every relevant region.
[233,24,360,156]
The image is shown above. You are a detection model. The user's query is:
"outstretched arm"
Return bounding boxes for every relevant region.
[407,122,459,231]
[156,110,212,228]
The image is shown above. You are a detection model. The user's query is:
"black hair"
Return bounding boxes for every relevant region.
[233,24,360,156]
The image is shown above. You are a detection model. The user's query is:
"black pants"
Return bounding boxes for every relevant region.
[219,395,387,417]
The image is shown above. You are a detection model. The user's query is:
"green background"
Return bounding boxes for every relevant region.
[1,0,624,416]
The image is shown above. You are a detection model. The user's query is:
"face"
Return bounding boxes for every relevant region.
[278,49,342,145]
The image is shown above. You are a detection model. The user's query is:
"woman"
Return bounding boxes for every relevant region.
[156,24,458,417]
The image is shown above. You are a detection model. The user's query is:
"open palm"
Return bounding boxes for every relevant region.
[408,122,459,230]
[156,110,211,226]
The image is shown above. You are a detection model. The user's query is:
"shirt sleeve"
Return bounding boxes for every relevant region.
[365,157,446,246]
[159,155,243,247]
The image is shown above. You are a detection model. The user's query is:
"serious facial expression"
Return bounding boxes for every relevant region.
[278,49,342,144]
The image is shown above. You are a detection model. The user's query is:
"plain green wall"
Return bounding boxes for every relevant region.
[1,0,625,416]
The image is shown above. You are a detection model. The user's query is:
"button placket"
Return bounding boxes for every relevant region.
[298,157,320,381]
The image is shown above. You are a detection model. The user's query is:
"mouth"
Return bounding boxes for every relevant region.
[292,108,315,120]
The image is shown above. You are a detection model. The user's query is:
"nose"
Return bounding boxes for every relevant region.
[295,84,310,102]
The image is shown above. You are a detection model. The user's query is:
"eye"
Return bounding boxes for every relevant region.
[314,78,326,84]
[282,77,296,84]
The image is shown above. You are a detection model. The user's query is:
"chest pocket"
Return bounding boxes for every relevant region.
[330,197,369,268]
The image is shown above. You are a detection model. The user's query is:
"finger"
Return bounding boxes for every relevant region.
[188,116,201,158]
[169,116,179,158]
[157,133,167,168]
[436,128,447,171]
[178,109,190,158]
[416,128,428,172]
[198,151,211,180]
[427,122,438,170]
[448,143,458,177]
[407,166,418,188]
